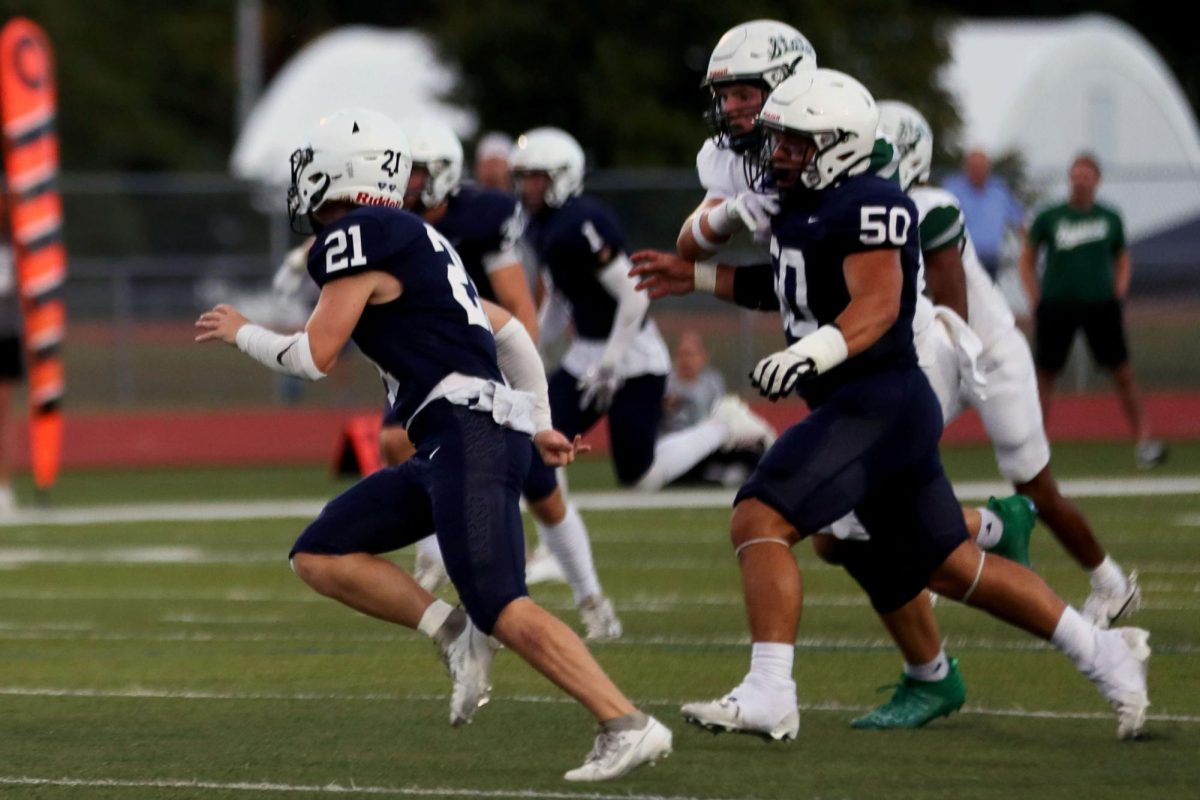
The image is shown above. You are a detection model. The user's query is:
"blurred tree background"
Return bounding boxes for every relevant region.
[0,1,1192,174]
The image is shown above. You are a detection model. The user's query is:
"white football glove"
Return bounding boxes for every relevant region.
[271,244,310,299]
[725,190,780,239]
[750,348,816,401]
[577,363,623,412]
[750,325,849,401]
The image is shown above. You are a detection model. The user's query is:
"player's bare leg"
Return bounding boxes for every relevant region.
[292,552,432,626]
[1017,465,1141,627]
[291,551,496,727]
[681,499,802,740]
[929,541,1150,739]
[492,597,672,781]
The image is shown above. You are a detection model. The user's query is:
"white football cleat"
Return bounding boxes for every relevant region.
[563,716,673,782]
[1086,626,1151,740]
[681,688,799,742]
[414,551,450,594]
[579,594,623,641]
[1082,570,1142,629]
[525,544,568,585]
[712,396,777,453]
[437,618,499,727]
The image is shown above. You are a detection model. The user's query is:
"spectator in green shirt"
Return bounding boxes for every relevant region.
[1019,153,1166,469]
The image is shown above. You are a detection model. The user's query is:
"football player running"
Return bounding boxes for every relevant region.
[512,126,776,492]
[643,19,1032,730]
[392,118,623,641]
[874,101,1142,628]
[196,109,671,780]
[630,70,1151,742]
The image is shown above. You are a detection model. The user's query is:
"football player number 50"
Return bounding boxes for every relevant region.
[859,206,911,246]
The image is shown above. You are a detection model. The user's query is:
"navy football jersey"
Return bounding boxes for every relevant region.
[435,183,525,303]
[769,174,921,401]
[523,194,631,340]
[306,205,502,426]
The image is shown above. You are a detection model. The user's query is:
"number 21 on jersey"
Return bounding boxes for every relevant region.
[324,225,367,273]
[425,225,490,330]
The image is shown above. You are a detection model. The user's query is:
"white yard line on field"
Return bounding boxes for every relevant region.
[1,685,1198,725]
[0,776,728,800]
[1,474,1199,528]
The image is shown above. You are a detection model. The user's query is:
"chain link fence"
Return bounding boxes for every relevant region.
[52,170,1200,411]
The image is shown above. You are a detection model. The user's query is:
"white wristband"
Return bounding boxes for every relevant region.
[788,324,849,374]
[694,260,718,294]
[690,213,721,252]
[705,200,740,236]
[235,323,326,381]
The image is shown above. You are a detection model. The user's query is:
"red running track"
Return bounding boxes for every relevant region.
[9,391,1199,471]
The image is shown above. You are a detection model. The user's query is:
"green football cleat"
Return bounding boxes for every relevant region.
[986,494,1036,567]
[851,658,966,730]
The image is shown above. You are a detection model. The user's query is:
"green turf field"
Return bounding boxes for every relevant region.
[1,442,1197,798]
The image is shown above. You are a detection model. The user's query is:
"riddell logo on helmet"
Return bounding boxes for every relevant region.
[355,192,402,208]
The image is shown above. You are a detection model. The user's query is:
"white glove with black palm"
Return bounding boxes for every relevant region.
[750,325,850,401]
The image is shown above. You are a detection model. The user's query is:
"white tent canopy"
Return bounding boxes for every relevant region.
[942,14,1200,239]
[231,26,475,190]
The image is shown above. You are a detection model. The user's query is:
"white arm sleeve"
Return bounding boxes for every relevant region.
[596,253,650,369]
[493,317,552,432]
[235,324,327,381]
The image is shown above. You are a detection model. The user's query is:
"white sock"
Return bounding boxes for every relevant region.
[537,503,602,604]
[417,599,455,638]
[1051,605,1099,672]
[746,642,795,692]
[635,419,727,491]
[975,507,1004,550]
[415,534,444,563]
[1089,555,1127,594]
[904,650,950,682]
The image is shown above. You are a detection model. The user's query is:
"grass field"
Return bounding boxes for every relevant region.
[1,442,1198,798]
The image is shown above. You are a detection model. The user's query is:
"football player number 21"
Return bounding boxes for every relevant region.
[425,225,490,329]
[325,225,367,273]
[859,206,911,246]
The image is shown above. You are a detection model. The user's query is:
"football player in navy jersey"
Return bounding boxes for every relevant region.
[390,117,623,641]
[196,108,671,781]
[631,72,1150,743]
[511,127,775,492]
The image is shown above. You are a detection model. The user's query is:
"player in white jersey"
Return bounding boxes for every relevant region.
[877,101,1142,629]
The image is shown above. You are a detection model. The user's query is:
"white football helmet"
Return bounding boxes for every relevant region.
[510,127,584,208]
[406,117,464,208]
[876,100,933,192]
[756,69,879,191]
[703,20,818,153]
[287,107,412,231]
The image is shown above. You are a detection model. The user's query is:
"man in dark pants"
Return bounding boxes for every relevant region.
[1019,153,1166,470]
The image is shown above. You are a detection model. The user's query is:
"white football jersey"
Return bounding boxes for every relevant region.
[911,185,1014,350]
